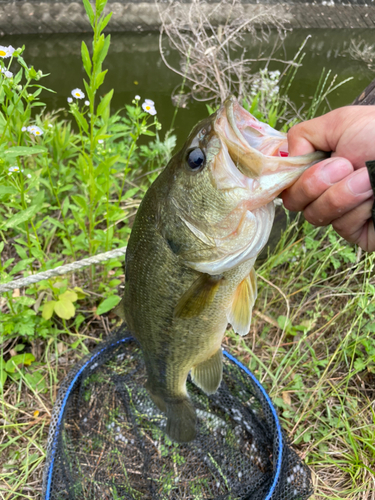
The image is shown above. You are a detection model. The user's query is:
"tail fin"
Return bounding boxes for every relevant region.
[166,398,197,443]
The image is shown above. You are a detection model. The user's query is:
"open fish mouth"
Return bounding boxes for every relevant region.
[224,96,289,158]
[212,96,326,202]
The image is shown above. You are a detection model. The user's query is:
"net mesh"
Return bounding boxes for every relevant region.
[42,325,313,500]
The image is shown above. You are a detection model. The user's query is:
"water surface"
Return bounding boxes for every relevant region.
[3,28,374,147]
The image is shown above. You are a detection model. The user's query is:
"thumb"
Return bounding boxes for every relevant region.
[287,111,340,157]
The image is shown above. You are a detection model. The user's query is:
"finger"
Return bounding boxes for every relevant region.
[287,110,343,156]
[282,158,353,212]
[303,167,373,226]
[287,106,375,169]
[331,199,375,252]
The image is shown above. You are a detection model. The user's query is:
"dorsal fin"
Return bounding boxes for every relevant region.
[227,268,257,336]
[174,273,224,319]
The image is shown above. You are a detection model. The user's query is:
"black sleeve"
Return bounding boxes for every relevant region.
[365,160,375,226]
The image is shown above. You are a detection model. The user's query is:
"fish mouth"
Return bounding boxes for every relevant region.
[213,96,326,203]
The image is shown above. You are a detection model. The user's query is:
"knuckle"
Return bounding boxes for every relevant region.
[301,177,320,200]
[331,218,346,233]
[332,222,356,245]
[287,122,304,139]
[325,189,345,212]
[282,191,298,211]
[304,210,326,227]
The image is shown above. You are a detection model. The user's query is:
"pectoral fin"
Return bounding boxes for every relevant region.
[228,268,257,336]
[174,273,223,319]
[191,348,223,395]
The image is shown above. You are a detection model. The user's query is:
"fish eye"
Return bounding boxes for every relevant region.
[186,148,206,171]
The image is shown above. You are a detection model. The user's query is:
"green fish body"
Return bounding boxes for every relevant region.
[120,97,325,443]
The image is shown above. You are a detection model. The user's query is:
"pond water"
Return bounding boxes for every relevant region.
[3,28,374,148]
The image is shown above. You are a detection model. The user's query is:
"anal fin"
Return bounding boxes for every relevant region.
[228,268,257,336]
[174,273,223,319]
[191,348,223,395]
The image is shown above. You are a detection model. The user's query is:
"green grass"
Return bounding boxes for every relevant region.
[224,217,375,499]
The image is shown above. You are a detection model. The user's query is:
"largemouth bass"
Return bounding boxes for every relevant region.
[119,97,324,443]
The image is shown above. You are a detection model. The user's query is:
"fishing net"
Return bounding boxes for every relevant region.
[42,324,313,500]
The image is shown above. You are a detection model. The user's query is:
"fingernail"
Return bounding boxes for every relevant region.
[347,168,372,195]
[322,159,352,184]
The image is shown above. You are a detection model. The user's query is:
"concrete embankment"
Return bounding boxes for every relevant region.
[0,0,374,34]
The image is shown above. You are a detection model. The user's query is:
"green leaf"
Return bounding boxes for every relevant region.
[303,432,312,443]
[3,204,40,229]
[54,299,75,320]
[73,287,87,300]
[4,146,47,158]
[9,257,35,275]
[96,34,110,66]
[83,79,93,102]
[72,194,88,212]
[98,11,112,33]
[0,357,7,388]
[82,0,95,25]
[96,0,107,17]
[25,371,47,392]
[0,186,17,198]
[71,107,89,134]
[277,315,290,330]
[96,295,121,315]
[0,369,7,388]
[122,187,139,200]
[42,300,56,320]
[94,70,108,91]
[14,244,28,260]
[5,353,36,373]
[62,197,70,217]
[0,241,4,254]
[59,290,78,302]
[81,41,92,78]
[14,344,25,352]
[96,89,113,118]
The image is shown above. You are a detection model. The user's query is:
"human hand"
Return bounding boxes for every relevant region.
[282,106,375,252]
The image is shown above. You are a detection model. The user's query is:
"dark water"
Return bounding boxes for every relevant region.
[3,28,374,148]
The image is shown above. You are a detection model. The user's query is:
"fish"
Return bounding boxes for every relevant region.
[117,96,325,443]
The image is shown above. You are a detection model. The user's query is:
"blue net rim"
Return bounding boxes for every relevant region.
[44,335,284,500]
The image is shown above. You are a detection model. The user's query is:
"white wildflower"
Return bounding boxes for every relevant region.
[0,45,15,58]
[48,123,53,128]
[98,139,104,144]
[1,67,13,78]
[8,166,20,173]
[67,97,73,103]
[142,99,157,116]
[84,100,89,106]
[27,125,43,136]
[27,174,31,178]
[21,126,27,132]
[135,95,140,100]
[269,70,280,80]
[71,88,85,99]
